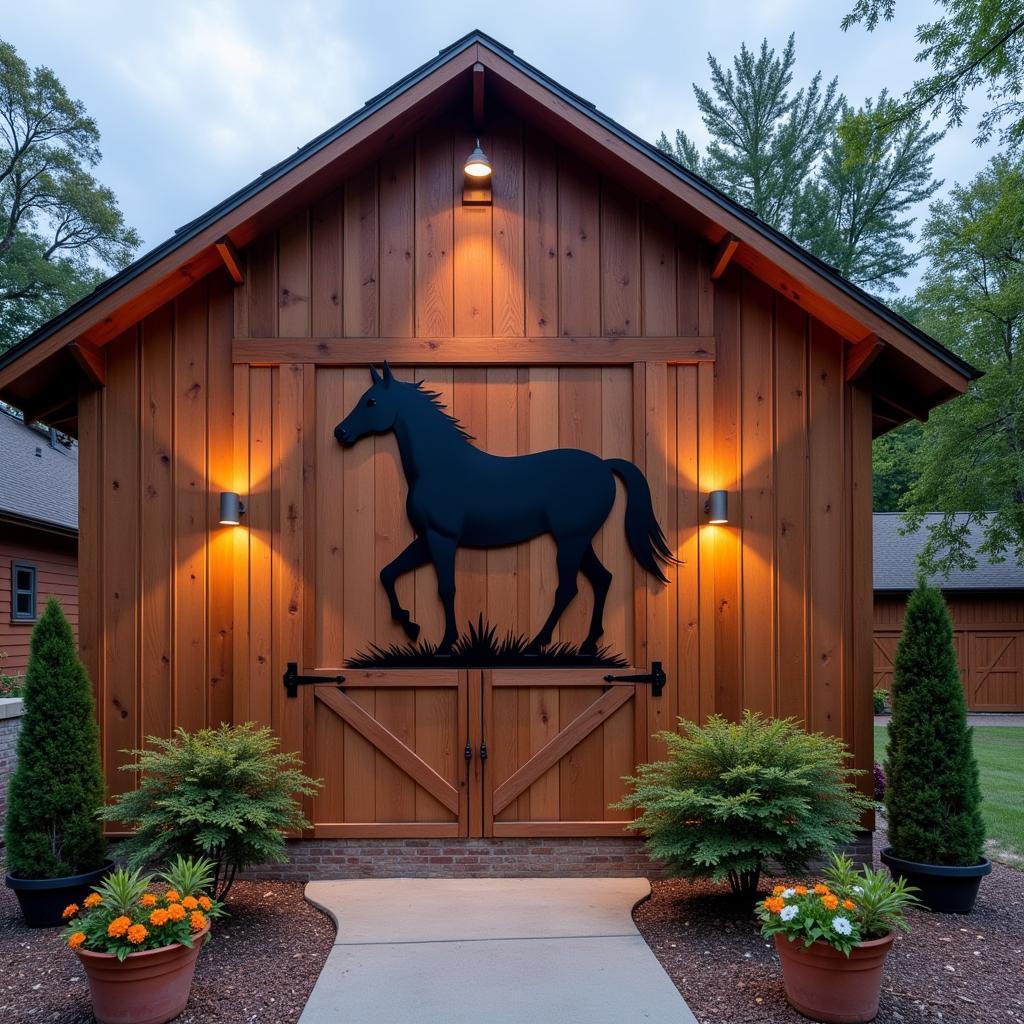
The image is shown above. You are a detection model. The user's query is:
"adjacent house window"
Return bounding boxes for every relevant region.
[11,562,37,622]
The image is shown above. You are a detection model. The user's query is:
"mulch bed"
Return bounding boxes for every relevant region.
[0,880,335,1023]
[635,849,1024,1024]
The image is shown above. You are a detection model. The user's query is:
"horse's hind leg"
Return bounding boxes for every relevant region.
[529,539,587,653]
[380,537,430,641]
[424,530,459,653]
[579,544,612,656]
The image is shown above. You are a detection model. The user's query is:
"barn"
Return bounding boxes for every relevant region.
[0,33,977,873]
[874,513,1024,713]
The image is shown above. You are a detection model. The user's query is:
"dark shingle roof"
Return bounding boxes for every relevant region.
[0,409,78,532]
[874,513,1023,591]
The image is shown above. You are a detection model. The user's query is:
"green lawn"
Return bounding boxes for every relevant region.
[874,725,1024,864]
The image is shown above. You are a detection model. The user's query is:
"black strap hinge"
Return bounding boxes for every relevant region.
[602,661,666,698]
[283,661,345,699]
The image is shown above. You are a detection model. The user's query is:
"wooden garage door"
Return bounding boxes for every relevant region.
[967,633,1023,712]
[233,358,689,837]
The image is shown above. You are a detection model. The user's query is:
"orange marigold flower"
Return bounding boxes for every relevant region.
[107,915,132,938]
[843,899,856,911]
[794,885,808,896]
[189,910,208,932]
[167,902,187,923]
[140,893,157,908]
[772,885,786,896]
[68,931,87,950]
[62,903,79,919]
[149,908,170,926]
[84,893,103,908]
[126,924,148,945]
[813,884,830,895]
[182,895,199,911]
[822,893,839,911]
[164,889,181,903]
[764,897,786,914]
[198,896,212,911]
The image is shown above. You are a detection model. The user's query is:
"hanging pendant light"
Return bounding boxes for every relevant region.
[463,138,492,178]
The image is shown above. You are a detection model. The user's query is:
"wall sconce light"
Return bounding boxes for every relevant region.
[219,492,246,526]
[705,490,729,524]
[463,137,492,206]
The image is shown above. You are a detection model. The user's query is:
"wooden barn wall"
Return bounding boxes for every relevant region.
[77,110,874,798]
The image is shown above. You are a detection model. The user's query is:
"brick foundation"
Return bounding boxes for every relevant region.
[0,699,24,847]
[241,837,661,880]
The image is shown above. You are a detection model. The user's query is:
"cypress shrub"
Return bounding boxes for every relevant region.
[615,712,871,900]
[885,583,985,865]
[4,598,106,878]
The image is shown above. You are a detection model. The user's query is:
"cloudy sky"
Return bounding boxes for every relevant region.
[4,0,998,295]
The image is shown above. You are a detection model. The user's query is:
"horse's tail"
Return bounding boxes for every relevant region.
[605,459,675,584]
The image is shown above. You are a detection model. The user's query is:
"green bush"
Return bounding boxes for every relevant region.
[885,584,985,865]
[4,599,106,878]
[873,688,889,715]
[614,712,871,900]
[103,723,321,899]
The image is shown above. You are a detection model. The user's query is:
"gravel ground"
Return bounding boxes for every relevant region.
[0,879,335,1023]
[635,843,1024,1024]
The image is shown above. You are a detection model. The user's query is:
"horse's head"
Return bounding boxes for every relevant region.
[334,363,401,446]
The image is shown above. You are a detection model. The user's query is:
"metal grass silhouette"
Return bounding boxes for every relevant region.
[335,363,674,656]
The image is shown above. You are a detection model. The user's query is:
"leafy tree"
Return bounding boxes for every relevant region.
[842,1,1024,149]
[659,35,942,294]
[104,723,321,900]
[891,154,1024,571]
[0,37,139,353]
[885,584,985,865]
[873,421,923,510]
[658,35,841,229]
[615,712,871,902]
[4,598,106,878]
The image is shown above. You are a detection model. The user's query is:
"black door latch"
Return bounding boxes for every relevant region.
[283,662,345,699]
[602,661,666,698]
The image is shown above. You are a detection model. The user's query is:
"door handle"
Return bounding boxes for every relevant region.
[602,661,666,697]
[283,662,345,699]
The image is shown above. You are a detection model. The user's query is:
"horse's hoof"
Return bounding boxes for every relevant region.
[525,639,548,656]
[402,619,421,642]
[580,640,599,657]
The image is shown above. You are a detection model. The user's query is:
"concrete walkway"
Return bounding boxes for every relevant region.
[299,878,697,1024]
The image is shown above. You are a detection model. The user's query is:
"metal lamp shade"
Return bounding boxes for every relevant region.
[706,489,728,524]
[219,492,245,525]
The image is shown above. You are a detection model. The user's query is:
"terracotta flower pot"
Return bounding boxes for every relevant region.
[773,930,894,1024]
[73,926,209,1024]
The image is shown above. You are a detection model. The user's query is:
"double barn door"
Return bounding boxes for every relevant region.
[233,353,705,838]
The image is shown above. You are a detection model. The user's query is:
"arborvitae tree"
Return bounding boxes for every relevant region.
[885,584,985,865]
[4,598,106,877]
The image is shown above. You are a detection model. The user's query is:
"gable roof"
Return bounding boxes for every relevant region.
[0,408,78,534]
[874,513,1023,592]
[0,30,977,434]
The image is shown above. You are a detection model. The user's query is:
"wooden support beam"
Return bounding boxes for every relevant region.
[874,390,929,424]
[215,237,245,285]
[472,62,485,128]
[21,393,77,427]
[710,234,739,280]
[846,334,885,383]
[68,339,106,387]
[233,335,717,366]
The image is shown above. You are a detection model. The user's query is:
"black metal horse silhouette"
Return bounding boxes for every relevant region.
[335,363,674,655]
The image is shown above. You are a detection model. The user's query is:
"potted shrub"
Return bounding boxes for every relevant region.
[4,599,110,926]
[615,712,872,905]
[758,853,919,1024]
[102,722,320,898]
[62,855,223,1024]
[880,584,990,913]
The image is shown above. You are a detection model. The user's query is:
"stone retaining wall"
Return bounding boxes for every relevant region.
[0,698,24,846]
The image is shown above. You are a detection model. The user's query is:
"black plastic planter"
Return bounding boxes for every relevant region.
[5,860,113,928]
[880,847,991,914]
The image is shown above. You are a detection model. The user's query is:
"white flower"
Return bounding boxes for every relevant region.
[780,905,799,922]
[851,885,863,895]
[781,888,796,899]
[832,916,853,936]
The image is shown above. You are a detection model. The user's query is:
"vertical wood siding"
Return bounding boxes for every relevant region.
[79,110,875,806]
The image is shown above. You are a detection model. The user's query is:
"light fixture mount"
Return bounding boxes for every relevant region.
[704,489,729,524]
[219,491,246,526]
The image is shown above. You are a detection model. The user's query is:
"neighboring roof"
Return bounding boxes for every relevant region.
[0,30,977,386]
[873,513,1023,591]
[0,408,78,533]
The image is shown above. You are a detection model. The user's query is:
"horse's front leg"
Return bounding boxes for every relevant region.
[380,536,431,641]
[424,529,459,653]
[529,538,587,653]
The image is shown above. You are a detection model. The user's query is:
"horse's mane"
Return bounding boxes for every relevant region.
[403,380,475,442]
